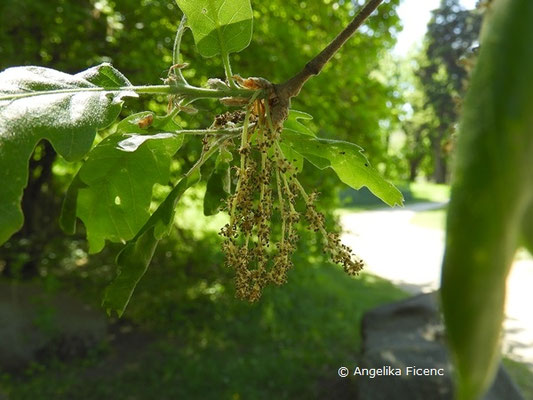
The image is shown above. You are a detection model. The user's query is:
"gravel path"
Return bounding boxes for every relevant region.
[340,203,533,367]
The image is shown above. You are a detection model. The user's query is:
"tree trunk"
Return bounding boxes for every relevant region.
[408,156,423,182]
[2,141,57,279]
[431,128,448,184]
[433,153,447,184]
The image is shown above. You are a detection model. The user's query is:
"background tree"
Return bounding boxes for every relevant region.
[396,53,439,182]
[415,0,481,183]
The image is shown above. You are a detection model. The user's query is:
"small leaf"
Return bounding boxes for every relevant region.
[204,152,231,216]
[175,0,253,58]
[102,175,196,316]
[0,63,137,245]
[221,164,231,194]
[200,157,217,185]
[216,147,233,193]
[116,111,184,134]
[76,63,133,88]
[59,172,87,235]
[283,109,316,137]
[217,147,233,165]
[282,131,403,207]
[76,131,183,253]
[115,111,155,134]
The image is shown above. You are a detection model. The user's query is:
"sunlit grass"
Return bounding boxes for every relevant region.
[409,207,447,230]
[407,181,450,203]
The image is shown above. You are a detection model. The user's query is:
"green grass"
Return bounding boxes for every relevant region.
[407,182,450,203]
[2,264,408,400]
[503,357,533,399]
[409,207,447,230]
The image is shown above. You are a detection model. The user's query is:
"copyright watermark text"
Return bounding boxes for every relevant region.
[337,365,445,378]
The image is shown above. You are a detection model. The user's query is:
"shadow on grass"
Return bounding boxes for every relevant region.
[2,262,408,400]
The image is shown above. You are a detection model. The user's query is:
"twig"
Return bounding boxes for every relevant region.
[276,0,384,100]
[172,15,189,84]
[172,124,256,136]
[268,0,384,129]
[0,84,259,102]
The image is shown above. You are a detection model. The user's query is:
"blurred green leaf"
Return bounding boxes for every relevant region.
[283,131,403,207]
[441,1,533,399]
[521,204,533,255]
[175,0,253,58]
[0,63,136,245]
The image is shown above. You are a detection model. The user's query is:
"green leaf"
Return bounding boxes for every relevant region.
[217,147,234,165]
[102,226,159,318]
[115,111,156,134]
[102,175,195,317]
[59,111,185,237]
[204,152,231,216]
[441,1,533,399]
[102,133,223,316]
[218,147,233,194]
[115,110,184,134]
[75,129,183,254]
[59,172,87,235]
[175,0,253,58]
[0,63,136,245]
[282,131,403,207]
[283,109,315,137]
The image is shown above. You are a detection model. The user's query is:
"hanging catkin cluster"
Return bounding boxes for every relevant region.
[219,84,363,301]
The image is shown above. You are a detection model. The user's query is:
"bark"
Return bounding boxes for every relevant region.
[431,127,448,184]
[2,141,57,278]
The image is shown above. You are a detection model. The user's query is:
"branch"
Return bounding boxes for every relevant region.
[173,124,256,136]
[168,83,259,100]
[0,84,259,102]
[273,0,384,105]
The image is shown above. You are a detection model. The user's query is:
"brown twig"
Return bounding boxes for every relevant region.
[269,0,384,128]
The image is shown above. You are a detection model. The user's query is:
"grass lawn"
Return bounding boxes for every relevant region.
[1,263,408,400]
[409,207,447,230]
[503,357,533,399]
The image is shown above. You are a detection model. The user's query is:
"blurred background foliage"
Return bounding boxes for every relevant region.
[0,0,495,398]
